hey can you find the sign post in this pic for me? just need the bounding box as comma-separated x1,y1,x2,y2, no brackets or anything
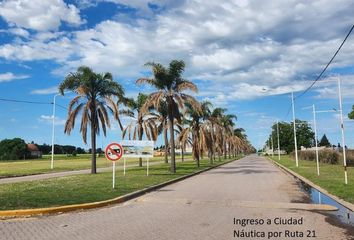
123,157,126,176
121,140,154,176
105,143,123,189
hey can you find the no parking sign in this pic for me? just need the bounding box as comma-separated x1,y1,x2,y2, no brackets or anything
105,143,123,161
105,143,123,189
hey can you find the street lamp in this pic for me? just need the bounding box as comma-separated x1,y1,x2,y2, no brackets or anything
291,92,299,167
277,120,280,161
51,93,61,169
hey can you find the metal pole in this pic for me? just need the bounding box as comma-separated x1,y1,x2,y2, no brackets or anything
277,121,280,161
51,94,59,169
113,161,116,189
313,104,320,176
337,77,348,184
292,92,299,167
271,135,274,157
123,157,126,176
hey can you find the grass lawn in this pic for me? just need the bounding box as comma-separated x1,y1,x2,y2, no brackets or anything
0,156,241,210
0,155,191,178
270,155,354,204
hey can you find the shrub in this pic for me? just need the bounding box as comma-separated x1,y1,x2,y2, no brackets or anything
291,149,339,164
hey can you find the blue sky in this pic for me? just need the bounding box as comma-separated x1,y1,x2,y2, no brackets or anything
1,0,354,150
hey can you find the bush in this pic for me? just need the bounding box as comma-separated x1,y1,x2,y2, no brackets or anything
291,149,339,164
0,138,28,160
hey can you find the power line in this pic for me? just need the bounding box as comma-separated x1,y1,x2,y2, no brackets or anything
0,98,51,105
0,97,68,110
295,23,354,100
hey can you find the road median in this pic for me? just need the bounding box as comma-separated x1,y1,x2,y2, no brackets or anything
0,157,242,218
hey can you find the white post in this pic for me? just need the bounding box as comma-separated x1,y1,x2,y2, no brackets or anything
147,158,149,176
313,104,320,176
277,121,280,161
123,157,126,176
337,77,348,184
113,161,116,189
271,135,274,157
292,92,299,167
51,94,59,170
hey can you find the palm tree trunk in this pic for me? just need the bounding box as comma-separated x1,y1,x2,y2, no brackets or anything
91,121,97,174
181,146,184,162
164,126,168,163
211,123,215,161
223,138,227,159
138,123,143,167
168,113,176,173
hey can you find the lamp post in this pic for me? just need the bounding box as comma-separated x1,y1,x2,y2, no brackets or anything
291,92,299,167
312,104,320,176
51,93,61,170
277,120,280,161
337,77,348,184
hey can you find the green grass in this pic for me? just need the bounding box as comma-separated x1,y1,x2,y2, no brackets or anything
0,155,190,178
270,155,354,204
0,157,241,210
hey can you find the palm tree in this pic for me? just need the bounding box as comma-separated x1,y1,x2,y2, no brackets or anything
208,108,226,161
59,66,125,174
156,101,169,163
137,60,200,173
179,101,211,167
219,113,237,159
123,93,158,167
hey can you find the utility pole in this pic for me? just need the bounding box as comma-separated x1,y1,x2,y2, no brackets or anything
277,120,280,161
292,92,299,167
312,104,320,176
337,77,348,184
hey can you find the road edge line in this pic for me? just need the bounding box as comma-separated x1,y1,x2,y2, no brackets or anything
0,156,244,218
267,157,354,212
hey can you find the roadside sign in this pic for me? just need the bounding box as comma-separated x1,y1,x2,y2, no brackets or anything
105,143,123,162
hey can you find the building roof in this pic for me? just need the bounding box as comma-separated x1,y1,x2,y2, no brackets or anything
27,144,39,152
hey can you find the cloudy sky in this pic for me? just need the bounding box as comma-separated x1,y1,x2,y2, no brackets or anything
1,0,354,150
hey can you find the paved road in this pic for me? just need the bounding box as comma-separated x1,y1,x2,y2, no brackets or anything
1,155,353,239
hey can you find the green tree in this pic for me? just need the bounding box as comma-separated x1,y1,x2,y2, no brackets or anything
348,105,354,119
137,60,200,173
59,66,125,174
0,138,28,160
267,120,315,154
319,134,331,147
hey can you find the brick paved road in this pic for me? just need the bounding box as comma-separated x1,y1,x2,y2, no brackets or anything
1,155,353,240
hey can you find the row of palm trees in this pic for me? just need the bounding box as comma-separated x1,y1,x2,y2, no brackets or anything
59,60,254,174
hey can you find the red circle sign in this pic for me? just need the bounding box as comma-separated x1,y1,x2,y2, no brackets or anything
105,143,123,161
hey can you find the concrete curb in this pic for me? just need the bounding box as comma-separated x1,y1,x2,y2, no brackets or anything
0,157,242,218
268,157,354,212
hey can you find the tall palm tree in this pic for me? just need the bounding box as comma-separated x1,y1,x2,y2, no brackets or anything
219,113,237,159
180,101,211,167
137,60,200,173
59,66,125,174
208,108,226,161
122,93,158,167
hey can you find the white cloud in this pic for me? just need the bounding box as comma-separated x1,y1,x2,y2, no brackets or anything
39,115,65,125
0,0,84,31
31,86,59,95
1,0,354,102
0,72,29,82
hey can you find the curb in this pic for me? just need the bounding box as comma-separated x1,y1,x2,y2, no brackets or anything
268,157,354,212
0,157,242,218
